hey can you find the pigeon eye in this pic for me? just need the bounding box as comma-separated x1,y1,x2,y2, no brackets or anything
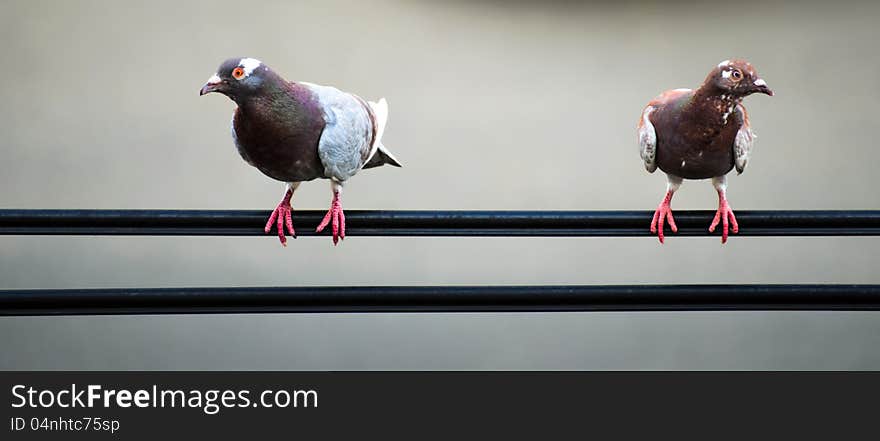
731,70,742,80
232,67,246,80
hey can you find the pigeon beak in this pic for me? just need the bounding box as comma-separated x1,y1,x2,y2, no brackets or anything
200,74,223,96
752,78,773,96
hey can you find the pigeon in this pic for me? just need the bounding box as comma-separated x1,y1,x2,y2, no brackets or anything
200,57,401,246
638,59,772,243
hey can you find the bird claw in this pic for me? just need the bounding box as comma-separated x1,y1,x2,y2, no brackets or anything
708,200,738,244
264,197,296,246
316,193,345,245
650,195,677,244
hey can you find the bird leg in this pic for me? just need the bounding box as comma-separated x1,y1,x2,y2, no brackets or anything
650,174,682,243
264,182,300,246
708,176,739,243
316,181,346,245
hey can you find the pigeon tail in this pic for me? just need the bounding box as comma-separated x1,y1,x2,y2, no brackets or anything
364,98,402,168
370,98,388,147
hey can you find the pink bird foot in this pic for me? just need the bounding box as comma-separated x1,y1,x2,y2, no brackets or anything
316,191,345,245
264,189,296,246
650,191,678,244
708,196,739,244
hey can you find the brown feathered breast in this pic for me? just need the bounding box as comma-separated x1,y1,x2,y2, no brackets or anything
644,88,746,180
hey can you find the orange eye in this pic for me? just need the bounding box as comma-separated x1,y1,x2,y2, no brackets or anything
232,67,245,80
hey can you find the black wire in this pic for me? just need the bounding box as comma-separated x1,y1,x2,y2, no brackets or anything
1,285,879,316
1,209,879,236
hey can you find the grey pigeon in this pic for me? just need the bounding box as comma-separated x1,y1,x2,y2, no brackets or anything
200,57,401,245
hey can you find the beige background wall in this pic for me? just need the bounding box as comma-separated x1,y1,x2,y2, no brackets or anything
1,0,878,369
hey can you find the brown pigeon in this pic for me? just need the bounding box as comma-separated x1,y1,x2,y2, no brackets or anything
200,58,401,246
638,59,773,243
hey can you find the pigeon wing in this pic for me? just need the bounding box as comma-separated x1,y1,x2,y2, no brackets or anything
733,103,755,174
638,105,658,173
301,82,374,182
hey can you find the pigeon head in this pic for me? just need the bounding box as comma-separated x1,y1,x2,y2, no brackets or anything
705,59,773,97
199,57,275,101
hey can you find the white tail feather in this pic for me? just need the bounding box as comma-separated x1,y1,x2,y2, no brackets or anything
364,98,396,166
368,98,388,147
